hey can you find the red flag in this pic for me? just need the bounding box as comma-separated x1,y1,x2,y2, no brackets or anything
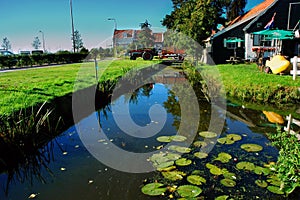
264,13,276,29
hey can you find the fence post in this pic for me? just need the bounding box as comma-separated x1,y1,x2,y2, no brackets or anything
293,56,297,80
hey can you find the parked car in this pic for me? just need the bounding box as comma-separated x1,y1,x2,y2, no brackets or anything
0,50,14,56
0,50,18,68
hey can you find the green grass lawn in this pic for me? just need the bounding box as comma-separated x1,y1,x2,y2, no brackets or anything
199,63,300,105
0,60,157,116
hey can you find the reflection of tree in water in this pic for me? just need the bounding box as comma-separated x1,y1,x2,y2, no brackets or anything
123,83,154,104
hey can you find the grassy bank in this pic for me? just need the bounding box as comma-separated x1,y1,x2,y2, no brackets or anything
0,60,157,116
197,63,300,105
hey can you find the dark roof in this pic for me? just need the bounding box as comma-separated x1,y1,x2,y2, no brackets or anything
213,0,277,38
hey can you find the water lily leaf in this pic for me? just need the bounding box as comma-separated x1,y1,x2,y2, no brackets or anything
220,179,236,187
193,141,207,148
194,152,208,159
176,158,192,166
267,176,282,186
240,144,263,152
155,161,174,169
210,167,223,175
187,175,206,185
162,171,186,181
141,183,167,196
177,185,202,198
206,163,216,169
226,134,242,141
150,153,170,165
223,172,236,180
171,135,187,142
214,152,232,163
157,136,172,143
217,137,230,144
158,165,176,172
236,162,255,171
199,131,218,138
168,145,191,153
166,153,181,161
254,166,270,175
215,195,229,200
255,180,268,188
267,186,284,195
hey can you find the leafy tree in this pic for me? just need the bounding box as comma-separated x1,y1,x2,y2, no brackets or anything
136,20,155,48
226,0,247,21
1,37,12,50
32,36,41,50
72,30,84,52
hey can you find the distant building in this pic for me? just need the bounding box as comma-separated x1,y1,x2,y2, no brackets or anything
207,0,300,64
113,29,164,49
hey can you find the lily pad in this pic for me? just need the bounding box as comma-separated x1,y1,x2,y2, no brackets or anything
177,185,202,198
254,166,271,176
166,153,182,161
176,158,192,166
220,179,236,187
194,152,208,159
267,175,282,186
171,135,187,142
267,186,284,195
168,145,191,153
217,134,242,145
223,172,236,180
193,141,207,148
210,166,223,176
240,144,263,152
162,170,186,181
199,131,218,138
215,195,229,200
214,152,232,163
206,163,216,169
157,165,176,172
141,183,167,196
255,180,268,188
157,136,172,143
236,162,256,171
187,175,206,185
155,161,174,170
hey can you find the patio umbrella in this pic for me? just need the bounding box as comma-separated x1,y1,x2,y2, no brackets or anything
225,38,244,57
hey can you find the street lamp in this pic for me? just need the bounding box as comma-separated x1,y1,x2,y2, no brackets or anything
39,30,45,52
108,18,117,57
107,18,117,30
70,0,76,53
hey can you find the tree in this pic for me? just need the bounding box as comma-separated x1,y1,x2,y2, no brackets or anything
72,30,84,52
1,37,11,50
135,20,155,48
226,0,247,22
32,36,41,50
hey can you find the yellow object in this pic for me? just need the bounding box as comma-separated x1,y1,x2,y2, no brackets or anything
263,111,285,124
265,55,292,74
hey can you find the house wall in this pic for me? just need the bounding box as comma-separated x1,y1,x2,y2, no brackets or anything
211,24,248,64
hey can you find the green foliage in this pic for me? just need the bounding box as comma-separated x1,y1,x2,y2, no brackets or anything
268,128,300,195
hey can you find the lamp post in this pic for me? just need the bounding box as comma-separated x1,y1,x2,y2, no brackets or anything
70,0,76,53
108,18,117,57
39,30,45,52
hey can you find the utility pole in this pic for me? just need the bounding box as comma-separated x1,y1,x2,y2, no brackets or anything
70,0,76,53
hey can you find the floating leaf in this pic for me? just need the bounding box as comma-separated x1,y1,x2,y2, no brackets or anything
210,167,223,176
158,165,176,172
199,131,217,138
267,176,282,187
220,179,236,187
166,153,182,161
267,186,284,195
155,161,174,170
254,166,271,176
215,195,229,200
176,158,192,166
194,152,208,159
187,175,206,185
157,136,172,143
162,171,186,181
255,180,268,188
141,183,167,196
177,185,202,198
171,135,187,142
226,134,242,141
150,153,170,165
205,163,216,169
217,134,242,145
168,145,191,153
223,172,236,180
236,162,256,171
214,152,232,163
193,141,208,148
240,144,263,152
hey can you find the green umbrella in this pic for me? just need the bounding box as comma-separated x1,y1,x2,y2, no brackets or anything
225,38,244,43
252,29,294,40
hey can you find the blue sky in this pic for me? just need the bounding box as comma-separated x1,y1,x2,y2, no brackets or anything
0,0,263,53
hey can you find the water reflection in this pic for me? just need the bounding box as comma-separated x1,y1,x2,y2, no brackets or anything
0,67,299,199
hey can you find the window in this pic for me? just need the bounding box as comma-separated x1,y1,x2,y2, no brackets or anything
123,32,127,38
252,35,271,46
224,37,237,49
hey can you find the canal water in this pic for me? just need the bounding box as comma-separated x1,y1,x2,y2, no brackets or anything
0,66,298,200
